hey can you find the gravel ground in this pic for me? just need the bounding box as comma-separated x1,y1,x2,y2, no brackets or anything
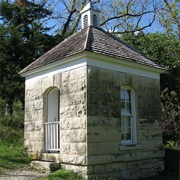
0,167,49,180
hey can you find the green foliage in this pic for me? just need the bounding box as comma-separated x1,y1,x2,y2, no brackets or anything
164,140,180,151
121,32,180,68
0,99,24,128
0,127,31,173
47,169,84,180
0,0,59,116
161,89,180,144
158,0,180,40
0,122,24,143
121,32,180,145
121,32,180,92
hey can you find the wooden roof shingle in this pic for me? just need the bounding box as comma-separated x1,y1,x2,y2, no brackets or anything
19,26,163,74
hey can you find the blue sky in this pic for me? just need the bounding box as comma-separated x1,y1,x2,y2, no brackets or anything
1,0,165,35
42,0,165,35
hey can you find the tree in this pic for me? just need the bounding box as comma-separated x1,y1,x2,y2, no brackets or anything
121,32,180,93
121,32,180,144
46,0,159,35
0,0,58,117
158,0,180,41
161,89,180,144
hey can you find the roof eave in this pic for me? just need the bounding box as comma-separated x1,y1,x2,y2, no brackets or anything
85,50,166,74
19,52,87,77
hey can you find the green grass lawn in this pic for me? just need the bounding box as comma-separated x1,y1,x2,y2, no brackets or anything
0,140,179,180
0,124,179,180
0,140,31,173
33,169,84,180
0,124,31,174
40,168,179,180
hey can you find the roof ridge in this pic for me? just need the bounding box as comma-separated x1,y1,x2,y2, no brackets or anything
83,26,92,51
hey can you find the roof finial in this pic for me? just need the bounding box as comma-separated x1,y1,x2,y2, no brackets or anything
80,2,100,29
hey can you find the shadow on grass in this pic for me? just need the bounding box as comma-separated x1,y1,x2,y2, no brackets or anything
140,168,179,180
140,149,179,180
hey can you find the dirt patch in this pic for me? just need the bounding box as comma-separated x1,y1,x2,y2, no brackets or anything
0,166,49,180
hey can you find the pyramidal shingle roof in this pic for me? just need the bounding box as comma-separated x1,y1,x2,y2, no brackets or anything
19,26,163,74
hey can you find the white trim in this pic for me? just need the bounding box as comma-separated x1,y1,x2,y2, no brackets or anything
119,144,142,150
24,57,87,81
22,51,163,80
85,52,164,79
21,53,87,78
121,86,137,145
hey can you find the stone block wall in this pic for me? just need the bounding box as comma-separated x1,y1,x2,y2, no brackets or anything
24,64,164,179
24,66,88,168
24,77,46,159
59,66,87,171
86,66,164,179
24,70,63,158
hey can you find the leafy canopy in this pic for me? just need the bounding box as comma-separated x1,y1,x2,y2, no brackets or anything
0,0,59,115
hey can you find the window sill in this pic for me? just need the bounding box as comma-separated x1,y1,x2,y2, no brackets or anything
119,144,142,151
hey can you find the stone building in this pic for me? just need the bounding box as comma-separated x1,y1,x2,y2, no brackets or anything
19,3,165,179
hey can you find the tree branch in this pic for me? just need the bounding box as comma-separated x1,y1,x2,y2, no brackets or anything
61,0,77,35
112,11,157,34
100,10,155,26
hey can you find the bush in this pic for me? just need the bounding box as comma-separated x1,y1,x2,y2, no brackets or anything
0,123,23,143
161,88,180,144
164,140,180,151
0,99,24,128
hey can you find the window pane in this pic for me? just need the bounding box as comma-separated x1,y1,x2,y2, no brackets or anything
125,128,131,140
125,89,131,102
121,87,135,144
121,116,125,139
127,117,131,127
126,131,131,140
121,115,131,141
121,89,125,101
121,102,125,113
126,102,131,114
121,116,124,129
126,117,131,140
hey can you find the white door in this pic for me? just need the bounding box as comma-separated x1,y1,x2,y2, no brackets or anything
45,88,60,152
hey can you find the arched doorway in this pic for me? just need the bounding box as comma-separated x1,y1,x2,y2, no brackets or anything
44,87,60,152
48,88,59,122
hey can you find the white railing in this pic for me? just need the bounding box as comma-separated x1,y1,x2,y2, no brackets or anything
44,122,60,151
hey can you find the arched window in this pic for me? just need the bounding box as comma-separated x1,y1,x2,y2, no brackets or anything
48,88,59,122
92,14,97,27
83,15,88,28
120,86,137,145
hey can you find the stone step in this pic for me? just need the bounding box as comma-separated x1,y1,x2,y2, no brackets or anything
40,153,61,162
31,160,60,172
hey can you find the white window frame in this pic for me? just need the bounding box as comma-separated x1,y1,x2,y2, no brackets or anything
120,86,137,145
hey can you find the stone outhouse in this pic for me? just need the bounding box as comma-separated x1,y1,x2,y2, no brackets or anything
19,3,165,179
